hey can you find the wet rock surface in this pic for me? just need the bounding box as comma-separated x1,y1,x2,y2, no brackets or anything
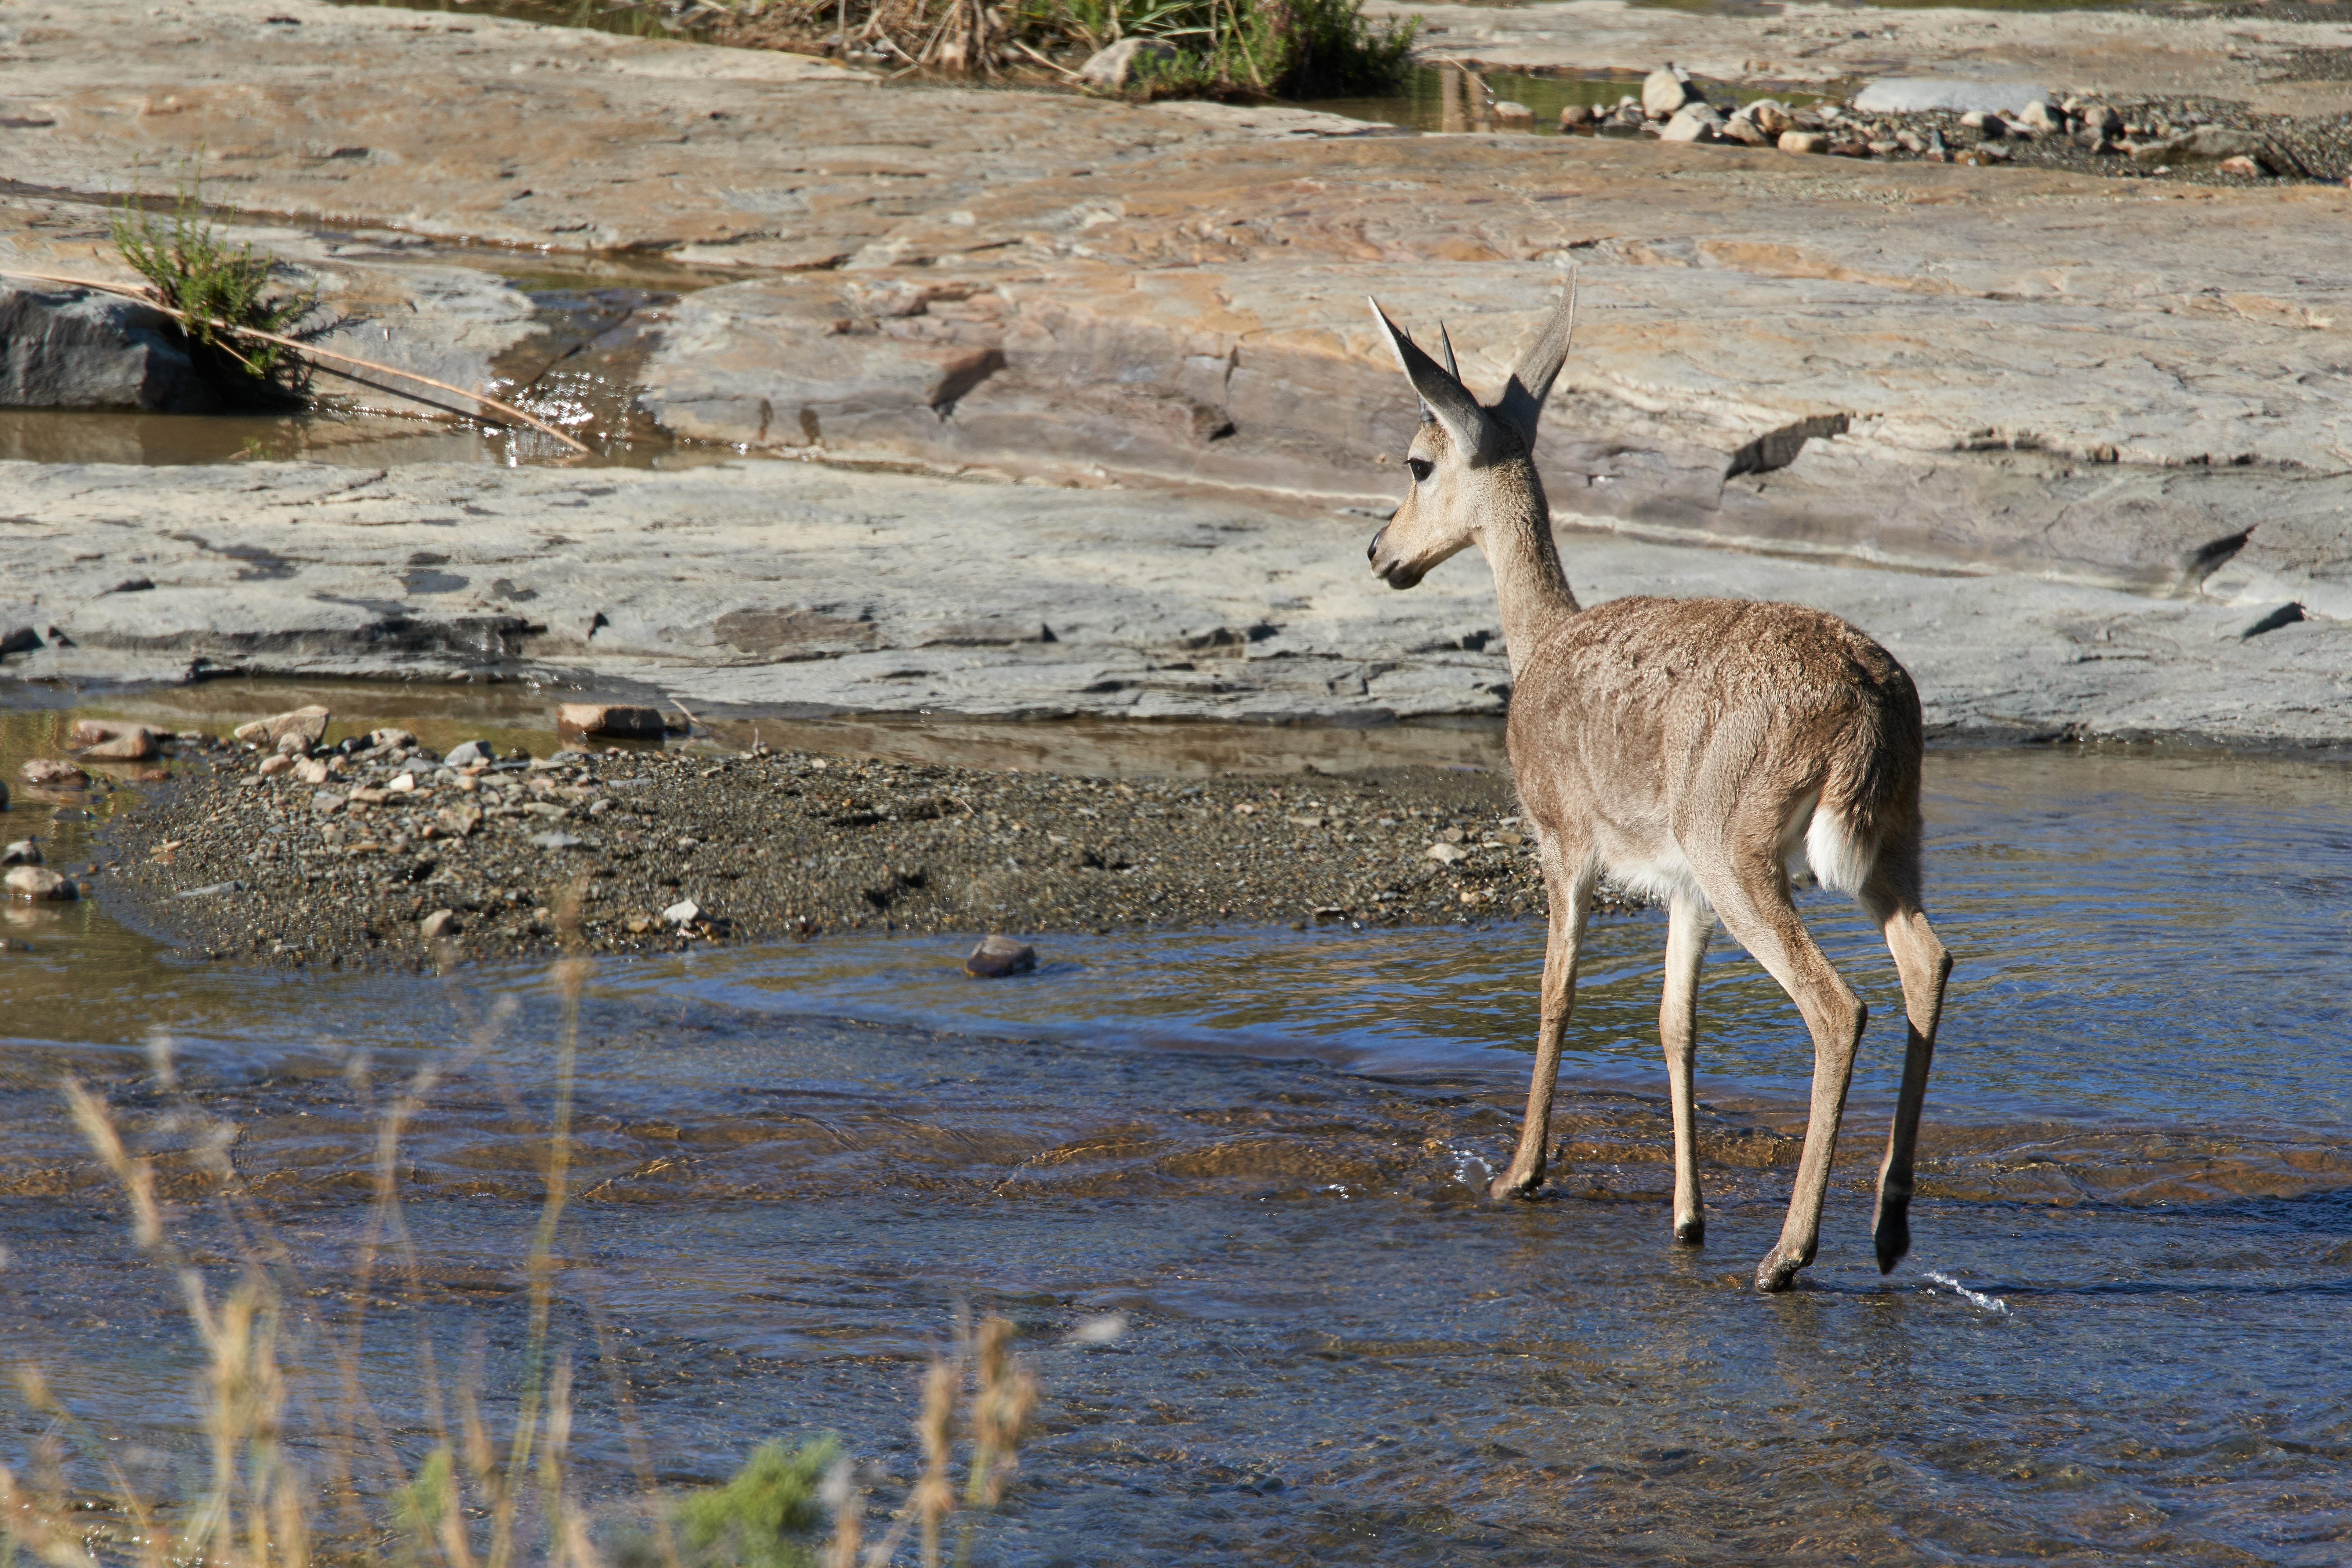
106,739,1548,968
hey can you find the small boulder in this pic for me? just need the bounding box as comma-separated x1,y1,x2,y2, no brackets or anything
1641,64,1693,118
1426,841,1470,864
419,908,462,940
965,933,1037,978
1744,100,1792,135
275,731,311,757
1720,116,1771,147
367,727,419,751
294,757,338,786
2217,154,2263,178
437,804,484,838
5,866,75,901
1778,131,1829,156
1558,103,1594,129
662,897,704,927
21,759,88,789
232,705,331,748
0,839,38,866
2017,99,2062,132
0,627,42,658
557,702,666,739
1659,106,1720,143
68,720,160,760
443,739,493,768
1077,36,1175,89
1492,100,1534,128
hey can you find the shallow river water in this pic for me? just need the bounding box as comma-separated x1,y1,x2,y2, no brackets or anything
2,739,2348,1564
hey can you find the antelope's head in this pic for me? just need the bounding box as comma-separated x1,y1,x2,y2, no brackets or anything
1364,281,1577,590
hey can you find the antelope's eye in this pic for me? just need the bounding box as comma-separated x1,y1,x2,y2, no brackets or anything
1406,457,1433,483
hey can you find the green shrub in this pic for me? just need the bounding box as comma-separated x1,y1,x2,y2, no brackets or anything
111,174,318,397
677,1437,841,1568
1126,0,1416,100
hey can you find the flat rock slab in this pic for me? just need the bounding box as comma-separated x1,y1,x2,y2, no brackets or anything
2,457,2345,750
7,0,2351,595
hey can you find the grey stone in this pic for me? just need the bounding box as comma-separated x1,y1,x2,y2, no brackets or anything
1642,65,1694,117
368,727,419,750
1426,841,1469,864
1659,107,1720,143
527,831,584,849
20,759,87,789
443,740,493,768
2130,126,2287,172
1849,79,2051,115
5,866,75,901
557,702,665,738
0,839,38,866
234,705,331,747
0,285,221,413
964,933,1037,978
175,880,245,898
662,897,703,927
1077,37,1176,89
419,908,462,940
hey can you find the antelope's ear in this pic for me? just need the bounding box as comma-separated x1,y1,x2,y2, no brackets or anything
1492,274,1577,451
1367,296,1504,463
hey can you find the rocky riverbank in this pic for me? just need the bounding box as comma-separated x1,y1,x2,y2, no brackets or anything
102,722,1544,968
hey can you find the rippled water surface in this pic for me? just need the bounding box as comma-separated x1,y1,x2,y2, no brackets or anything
4,744,2349,1563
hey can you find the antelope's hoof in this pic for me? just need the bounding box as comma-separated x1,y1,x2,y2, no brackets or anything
1753,1249,1806,1294
1873,1202,1912,1276
1488,1168,1544,1201
1673,1214,1705,1245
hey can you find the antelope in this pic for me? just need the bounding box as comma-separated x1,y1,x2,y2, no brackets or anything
1363,283,1952,1293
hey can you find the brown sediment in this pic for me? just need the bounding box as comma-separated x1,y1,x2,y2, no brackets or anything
101,737,1582,969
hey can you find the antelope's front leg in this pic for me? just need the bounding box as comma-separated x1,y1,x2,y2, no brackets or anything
1490,862,1595,1200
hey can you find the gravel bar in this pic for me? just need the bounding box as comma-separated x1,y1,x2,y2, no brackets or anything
103,735,1577,969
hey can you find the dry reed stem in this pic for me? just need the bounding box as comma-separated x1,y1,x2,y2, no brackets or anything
0,266,593,454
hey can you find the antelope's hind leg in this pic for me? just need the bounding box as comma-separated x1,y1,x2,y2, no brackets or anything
1862,873,1953,1275
1490,851,1596,1200
1660,895,1713,1243
1699,853,1869,1294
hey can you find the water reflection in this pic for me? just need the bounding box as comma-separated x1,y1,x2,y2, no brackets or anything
0,737,2346,1563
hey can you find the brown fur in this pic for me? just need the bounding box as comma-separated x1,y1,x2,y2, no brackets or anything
1363,287,1953,1292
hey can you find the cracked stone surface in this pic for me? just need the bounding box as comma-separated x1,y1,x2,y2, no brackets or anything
6,458,2345,748
5,0,2348,597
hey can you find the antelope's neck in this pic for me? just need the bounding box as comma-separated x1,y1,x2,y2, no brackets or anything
1483,470,1580,680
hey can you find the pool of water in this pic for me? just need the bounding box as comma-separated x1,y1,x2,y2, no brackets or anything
1305,64,1831,136
4,733,2349,1563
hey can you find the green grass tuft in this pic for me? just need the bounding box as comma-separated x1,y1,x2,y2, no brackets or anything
111,172,318,397
676,1438,841,1568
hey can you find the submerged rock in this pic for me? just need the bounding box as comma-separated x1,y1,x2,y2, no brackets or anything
0,838,38,866
5,865,76,900
21,759,87,788
965,933,1037,978
558,702,666,739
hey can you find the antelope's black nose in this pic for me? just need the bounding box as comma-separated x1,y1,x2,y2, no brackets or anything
1367,526,1385,563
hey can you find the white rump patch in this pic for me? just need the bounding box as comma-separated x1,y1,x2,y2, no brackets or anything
1804,803,1875,895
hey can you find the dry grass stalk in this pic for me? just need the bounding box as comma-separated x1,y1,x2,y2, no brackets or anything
7,926,1042,1568
0,265,593,455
